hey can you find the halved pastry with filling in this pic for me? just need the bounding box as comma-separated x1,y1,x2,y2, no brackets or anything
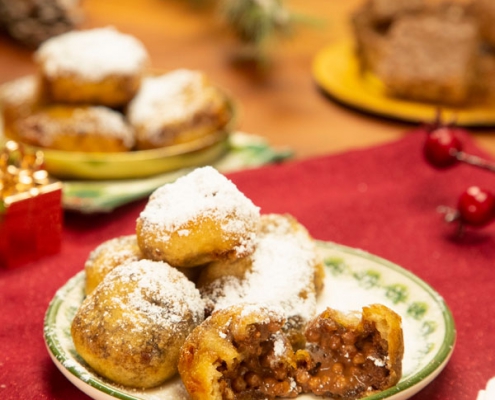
295,303,404,399
178,303,403,400
178,304,300,400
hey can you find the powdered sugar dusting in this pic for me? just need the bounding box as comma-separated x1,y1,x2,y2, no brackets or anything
127,69,221,144
83,259,205,329
85,235,140,275
272,333,287,357
202,225,318,323
138,166,260,248
0,75,37,106
35,27,149,80
21,106,135,148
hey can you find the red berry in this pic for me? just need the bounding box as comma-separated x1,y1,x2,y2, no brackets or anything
423,127,463,168
457,186,495,226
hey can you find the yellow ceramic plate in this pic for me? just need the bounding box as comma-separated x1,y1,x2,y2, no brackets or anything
1,75,237,180
312,40,495,126
28,130,231,180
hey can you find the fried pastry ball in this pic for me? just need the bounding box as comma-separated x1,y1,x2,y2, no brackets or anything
84,235,142,295
35,27,149,107
127,69,232,150
258,213,325,295
71,259,205,389
0,75,41,142
178,304,301,400
295,304,404,399
198,213,323,349
15,104,135,152
136,166,260,268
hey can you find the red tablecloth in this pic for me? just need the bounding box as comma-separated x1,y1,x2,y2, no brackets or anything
1,129,495,399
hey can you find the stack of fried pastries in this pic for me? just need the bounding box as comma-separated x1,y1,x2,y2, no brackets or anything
0,27,232,152
71,166,404,399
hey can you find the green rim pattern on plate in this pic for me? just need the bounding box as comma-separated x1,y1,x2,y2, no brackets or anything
44,241,456,400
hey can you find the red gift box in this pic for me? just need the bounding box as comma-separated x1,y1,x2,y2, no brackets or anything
0,141,63,269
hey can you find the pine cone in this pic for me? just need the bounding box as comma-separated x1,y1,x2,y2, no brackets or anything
0,0,84,48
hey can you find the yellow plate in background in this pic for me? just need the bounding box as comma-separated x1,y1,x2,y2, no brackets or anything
28,130,230,180
312,40,495,127
1,91,237,180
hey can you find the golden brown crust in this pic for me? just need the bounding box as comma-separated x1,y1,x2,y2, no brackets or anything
71,260,205,389
126,70,232,150
178,304,300,400
84,235,142,295
136,166,260,268
34,27,149,107
136,213,253,268
196,250,253,289
362,304,404,386
0,75,42,142
38,71,144,108
14,104,135,152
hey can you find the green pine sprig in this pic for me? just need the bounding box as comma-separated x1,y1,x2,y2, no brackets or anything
219,0,293,47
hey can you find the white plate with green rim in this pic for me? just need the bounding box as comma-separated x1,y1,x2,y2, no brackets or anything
44,241,456,400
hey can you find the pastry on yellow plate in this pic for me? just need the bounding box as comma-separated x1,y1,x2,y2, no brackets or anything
14,104,135,152
127,69,232,150
35,27,149,107
0,75,41,142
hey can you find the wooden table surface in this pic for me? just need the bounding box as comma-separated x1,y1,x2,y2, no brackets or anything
1,0,494,160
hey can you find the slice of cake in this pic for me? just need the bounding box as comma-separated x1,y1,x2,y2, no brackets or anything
351,0,425,73
376,11,479,105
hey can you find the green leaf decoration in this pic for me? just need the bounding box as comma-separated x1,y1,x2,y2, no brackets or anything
421,320,437,336
418,342,435,356
385,283,409,304
353,269,381,289
324,257,347,276
407,301,429,320
219,0,292,48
